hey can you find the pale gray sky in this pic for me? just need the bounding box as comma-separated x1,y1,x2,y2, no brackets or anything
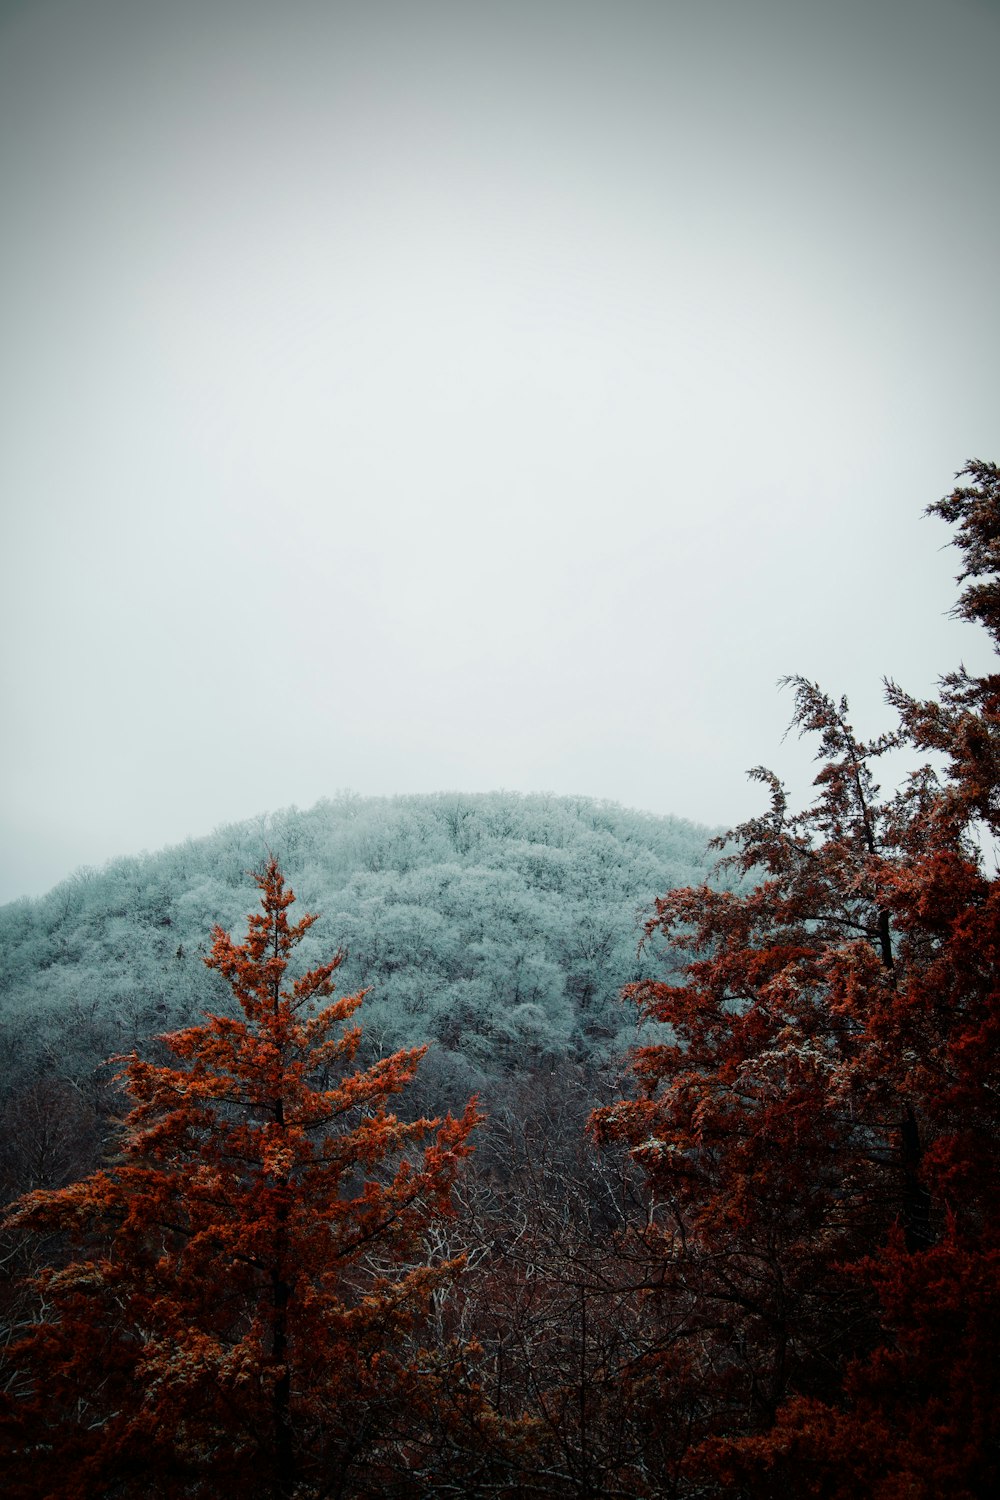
2,0,999,905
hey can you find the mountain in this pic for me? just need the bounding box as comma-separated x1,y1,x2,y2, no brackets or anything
0,791,724,1111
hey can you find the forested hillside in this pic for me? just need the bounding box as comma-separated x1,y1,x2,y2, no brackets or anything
0,792,720,1113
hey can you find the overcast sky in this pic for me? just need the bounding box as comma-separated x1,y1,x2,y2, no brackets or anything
2,0,999,905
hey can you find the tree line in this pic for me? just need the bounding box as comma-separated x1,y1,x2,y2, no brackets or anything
2,461,998,1496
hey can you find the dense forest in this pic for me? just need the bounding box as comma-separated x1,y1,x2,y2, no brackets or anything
0,791,719,1125
2,461,998,1497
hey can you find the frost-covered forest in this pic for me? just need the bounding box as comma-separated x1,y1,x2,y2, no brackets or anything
0,791,719,1117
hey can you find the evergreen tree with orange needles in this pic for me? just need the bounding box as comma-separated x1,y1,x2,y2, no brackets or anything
1,858,482,1499
592,462,1000,1496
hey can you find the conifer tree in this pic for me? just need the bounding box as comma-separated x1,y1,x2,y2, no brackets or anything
1,859,481,1500
592,461,1000,1495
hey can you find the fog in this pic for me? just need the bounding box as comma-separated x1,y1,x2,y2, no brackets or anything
2,0,998,903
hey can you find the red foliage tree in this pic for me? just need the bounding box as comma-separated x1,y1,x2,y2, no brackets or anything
592,461,1000,1496
1,859,482,1500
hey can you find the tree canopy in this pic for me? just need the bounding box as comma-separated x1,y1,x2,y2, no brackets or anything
0,793,719,1122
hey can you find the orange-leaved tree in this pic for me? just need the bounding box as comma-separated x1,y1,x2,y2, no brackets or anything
592,461,1000,1496
1,858,482,1500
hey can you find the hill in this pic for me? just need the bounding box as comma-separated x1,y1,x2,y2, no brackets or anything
0,792,722,1111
